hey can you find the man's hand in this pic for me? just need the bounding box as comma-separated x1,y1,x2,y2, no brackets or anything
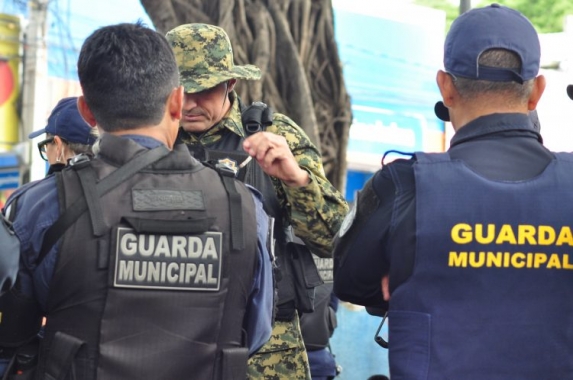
243,132,309,187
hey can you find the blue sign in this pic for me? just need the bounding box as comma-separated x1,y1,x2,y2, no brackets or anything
334,6,446,201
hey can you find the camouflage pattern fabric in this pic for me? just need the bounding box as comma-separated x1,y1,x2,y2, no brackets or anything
178,93,349,258
247,313,312,380
165,24,261,93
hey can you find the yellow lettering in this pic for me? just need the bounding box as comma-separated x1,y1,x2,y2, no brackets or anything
518,225,537,245
503,252,511,267
546,254,562,269
511,252,526,268
556,227,573,246
527,253,534,268
563,255,573,269
486,252,502,267
451,224,472,244
469,252,485,267
475,224,495,244
538,226,555,245
496,224,516,244
533,253,548,268
449,252,467,267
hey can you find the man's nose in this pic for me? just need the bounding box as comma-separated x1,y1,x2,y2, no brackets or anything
183,93,197,109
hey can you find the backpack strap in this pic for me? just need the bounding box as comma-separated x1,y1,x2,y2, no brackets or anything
37,146,170,265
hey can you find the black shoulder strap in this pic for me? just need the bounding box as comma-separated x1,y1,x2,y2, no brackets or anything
241,101,273,136
203,161,245,251
37,146,170,265
77,165,107,237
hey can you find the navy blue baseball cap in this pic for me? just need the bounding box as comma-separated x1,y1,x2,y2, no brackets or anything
445,4,540,83
435,4,540,122
28,97,97,145
567,85,573,100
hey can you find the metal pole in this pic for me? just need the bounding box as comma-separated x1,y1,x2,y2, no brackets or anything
460,0,471,14
21,0,49,181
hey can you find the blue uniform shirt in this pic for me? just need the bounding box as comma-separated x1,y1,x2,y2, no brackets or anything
4,135,272,357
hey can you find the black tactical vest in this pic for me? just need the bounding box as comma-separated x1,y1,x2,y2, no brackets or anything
35,134,258,380
180,123,299,321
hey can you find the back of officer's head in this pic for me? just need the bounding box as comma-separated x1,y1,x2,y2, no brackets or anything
77,22,180,132
444,4,540,103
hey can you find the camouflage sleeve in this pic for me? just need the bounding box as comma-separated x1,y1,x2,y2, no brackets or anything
266,113,349,258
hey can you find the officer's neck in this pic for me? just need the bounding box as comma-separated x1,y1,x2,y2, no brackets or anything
112,120,179,150
451,97,528,132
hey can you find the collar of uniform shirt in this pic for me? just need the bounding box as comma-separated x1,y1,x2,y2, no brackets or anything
450,113,541,148
119,134,165,149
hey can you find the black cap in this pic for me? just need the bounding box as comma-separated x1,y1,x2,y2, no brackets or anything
567,85,573,100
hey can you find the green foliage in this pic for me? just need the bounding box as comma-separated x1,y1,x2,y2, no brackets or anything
475,0,573,33
415,0,573,33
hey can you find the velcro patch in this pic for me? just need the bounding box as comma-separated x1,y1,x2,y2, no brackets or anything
313,257,334,283
114,227,222,291
132,189,205,211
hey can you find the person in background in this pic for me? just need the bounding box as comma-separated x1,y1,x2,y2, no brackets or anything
165,23,348,379
0,21,272,380
334,4,573,379
29,96,98,174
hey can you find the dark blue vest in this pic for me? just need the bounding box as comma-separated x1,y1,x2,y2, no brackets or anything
388,151,573,380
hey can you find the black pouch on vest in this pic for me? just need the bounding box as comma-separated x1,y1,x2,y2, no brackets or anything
299,283,337,350
287,242,323,314
1,337,39,380
0,288,43,348
215,347,248,380
0,213,19,294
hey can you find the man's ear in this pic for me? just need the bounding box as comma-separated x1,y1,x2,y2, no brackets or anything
77,96,97,127
168,86,184,120
528,75,546,111
436,70,457,107
227,79,237,92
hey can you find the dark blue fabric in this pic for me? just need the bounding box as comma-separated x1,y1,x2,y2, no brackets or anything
307,348,337,378
387,151,573,379
28,97,97,145
333,112,567,378
334,113,551,307
3,135,272,359
445,5,540,82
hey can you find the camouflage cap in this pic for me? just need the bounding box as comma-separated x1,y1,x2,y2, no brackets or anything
166,23,261,93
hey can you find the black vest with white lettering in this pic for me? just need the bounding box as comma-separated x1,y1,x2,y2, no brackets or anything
36,134,258,380
388,152,573,379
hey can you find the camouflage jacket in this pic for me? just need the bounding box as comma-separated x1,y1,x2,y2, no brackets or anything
178,92,349,257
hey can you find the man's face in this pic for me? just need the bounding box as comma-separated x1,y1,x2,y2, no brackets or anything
180,81,230,133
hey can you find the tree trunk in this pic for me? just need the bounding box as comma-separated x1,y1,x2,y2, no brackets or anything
140,0,352,192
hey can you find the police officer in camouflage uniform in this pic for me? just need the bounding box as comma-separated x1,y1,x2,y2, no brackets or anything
166,23,348,379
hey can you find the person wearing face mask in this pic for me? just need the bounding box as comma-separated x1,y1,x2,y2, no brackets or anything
29,97,98,175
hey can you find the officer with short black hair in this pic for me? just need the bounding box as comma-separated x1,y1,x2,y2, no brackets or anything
0,21,273,380
334,4,573,379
